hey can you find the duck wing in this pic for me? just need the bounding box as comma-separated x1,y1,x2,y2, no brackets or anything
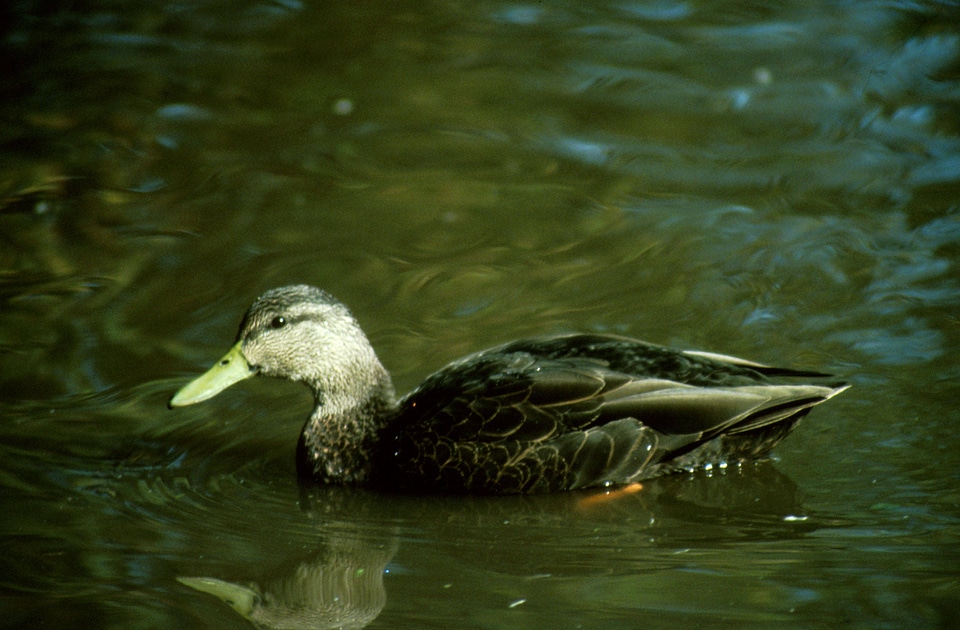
379,334,846,493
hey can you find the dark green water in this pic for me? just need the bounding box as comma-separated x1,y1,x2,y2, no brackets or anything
2,1,959,628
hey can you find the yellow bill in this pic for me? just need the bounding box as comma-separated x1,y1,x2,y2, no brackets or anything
168,341,257,407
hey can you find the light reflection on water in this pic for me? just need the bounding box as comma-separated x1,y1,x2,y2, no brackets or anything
1,0,959,628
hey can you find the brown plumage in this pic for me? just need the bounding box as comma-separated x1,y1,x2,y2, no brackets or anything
170,285,848,494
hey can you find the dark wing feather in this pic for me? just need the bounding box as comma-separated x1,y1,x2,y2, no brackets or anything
378,334,847,493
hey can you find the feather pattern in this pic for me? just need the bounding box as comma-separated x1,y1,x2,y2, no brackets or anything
379,335,847,492
169,286,849,494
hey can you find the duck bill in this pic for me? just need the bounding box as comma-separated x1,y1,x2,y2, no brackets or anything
169,341,257,408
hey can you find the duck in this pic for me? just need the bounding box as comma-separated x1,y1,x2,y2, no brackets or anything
169,285,848,494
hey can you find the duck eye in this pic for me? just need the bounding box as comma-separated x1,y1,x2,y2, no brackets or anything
270,316,287,329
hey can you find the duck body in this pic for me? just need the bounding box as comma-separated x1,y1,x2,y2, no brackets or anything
170,285,848,495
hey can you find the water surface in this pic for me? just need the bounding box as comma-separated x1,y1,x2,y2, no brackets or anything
2,1,959,628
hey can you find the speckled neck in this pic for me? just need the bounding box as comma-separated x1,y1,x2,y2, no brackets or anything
296,368,398,484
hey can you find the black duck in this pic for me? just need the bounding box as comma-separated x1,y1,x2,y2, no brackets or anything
169,285,848,494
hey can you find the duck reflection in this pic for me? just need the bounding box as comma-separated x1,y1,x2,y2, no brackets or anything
179,487,397,630
178,464,816,627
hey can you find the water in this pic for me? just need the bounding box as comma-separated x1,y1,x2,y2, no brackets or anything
2,1,959,627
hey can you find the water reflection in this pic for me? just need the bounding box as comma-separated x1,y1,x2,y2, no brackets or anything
178,465,817,628
171,486,397,629
2,0,959,626
180,538,395,630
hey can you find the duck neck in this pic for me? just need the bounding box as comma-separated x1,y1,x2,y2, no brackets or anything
296,370,398,484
